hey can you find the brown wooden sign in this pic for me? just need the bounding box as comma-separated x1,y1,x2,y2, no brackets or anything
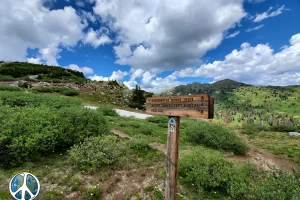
146,94,214,119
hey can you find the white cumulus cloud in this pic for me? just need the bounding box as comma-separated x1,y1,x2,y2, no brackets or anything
110,70,128,81
93,0,246,72
83,28,112,48
67,64,94,74
27,57,41,64
89,70,128,82
169,33,300,86
0,0,86,64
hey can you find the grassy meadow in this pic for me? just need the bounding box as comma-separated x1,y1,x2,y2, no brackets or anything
0,86,299,199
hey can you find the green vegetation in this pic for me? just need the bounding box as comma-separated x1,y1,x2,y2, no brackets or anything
158,79,250,96
144,185,164,199
250,131,300,167
179,147,300,199
108,116,167,144
78,80,132,107
0,91,82,108
69,135,125,169
0,80,299,199
128,84,153,109
0,91,108,168
97,104,119,116
83,186,102,200
215,86,300,128
0,62,86,83
183,120,248,155
32,86,79,96
40,191,63,200
147,116,168,124
0,83,22,91
157,80,300,130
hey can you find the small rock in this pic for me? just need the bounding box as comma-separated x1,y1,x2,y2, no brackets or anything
289,132,300,137
254,157,260,161
29,75,38,80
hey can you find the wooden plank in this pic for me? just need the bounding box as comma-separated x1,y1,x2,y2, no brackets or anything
146,101,209,106
147,94,209,103
165,116,180,200
147,109,209,119
146,106,209,112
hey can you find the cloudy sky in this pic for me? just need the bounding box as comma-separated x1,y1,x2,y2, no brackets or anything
1,0,300,92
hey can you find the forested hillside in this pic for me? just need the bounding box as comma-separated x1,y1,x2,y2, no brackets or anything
0,62,86,83
158,79,250,96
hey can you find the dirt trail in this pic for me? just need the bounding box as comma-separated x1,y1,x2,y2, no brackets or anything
101,164,165,200
227,130,297,173
111,129,133,139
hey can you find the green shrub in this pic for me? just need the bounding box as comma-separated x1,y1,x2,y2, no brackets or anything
242,124,267,135
179,147,300,199
270,124,297,132
83,186,102,200
0,75,16,81
144,185,163,199
63,89,79,96
184,121,248,155
69,135,125,169
129,122,141,128
158,123,168,128
147,116,168,128
0,105,108,168
146,116,168,124
32,86,79,96
128,140,154,156
179,147,235,195
97,104,118,116
119,123,127,127
0,91,82,108
0,84,22,91
141,128,153,135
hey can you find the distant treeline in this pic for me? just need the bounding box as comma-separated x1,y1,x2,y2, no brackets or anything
0,62,86,83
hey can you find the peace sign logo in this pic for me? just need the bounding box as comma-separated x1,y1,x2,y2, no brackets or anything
9,172,40,200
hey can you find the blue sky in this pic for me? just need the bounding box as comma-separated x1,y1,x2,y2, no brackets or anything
1,0,300,92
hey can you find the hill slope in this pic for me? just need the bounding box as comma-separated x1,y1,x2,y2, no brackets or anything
0,62,86,83
0,62,134,106
157,79,250,96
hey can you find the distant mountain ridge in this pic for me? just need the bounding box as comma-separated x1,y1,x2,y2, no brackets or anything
156,79,251,96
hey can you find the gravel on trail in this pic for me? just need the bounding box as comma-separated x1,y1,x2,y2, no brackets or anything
84,106,153,119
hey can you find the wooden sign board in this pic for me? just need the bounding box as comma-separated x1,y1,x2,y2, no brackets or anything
146,94,214,199
146,94,214,119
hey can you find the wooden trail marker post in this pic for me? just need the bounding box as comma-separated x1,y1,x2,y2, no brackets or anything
146,94,214,200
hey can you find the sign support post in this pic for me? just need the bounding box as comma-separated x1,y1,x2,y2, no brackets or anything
165,116,180,200
145,94,214,200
